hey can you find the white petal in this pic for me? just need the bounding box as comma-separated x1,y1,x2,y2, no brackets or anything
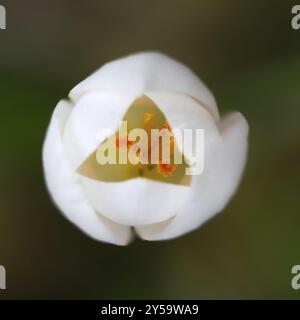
63,91,138,169
136,112,249,240
144,91,220,163
80,176,190,226
69,52,219,120
42,100,132,245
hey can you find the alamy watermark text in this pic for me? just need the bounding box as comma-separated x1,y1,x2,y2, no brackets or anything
0,265,5,290
0,5,6,30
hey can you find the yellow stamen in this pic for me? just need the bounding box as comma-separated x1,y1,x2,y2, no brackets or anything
143,112,155,136
162,120,175,156
144,112,155,124
115,113,177,177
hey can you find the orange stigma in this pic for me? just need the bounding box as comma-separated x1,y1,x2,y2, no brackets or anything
163,120,172,132
115,135,133,149
157,162,177,177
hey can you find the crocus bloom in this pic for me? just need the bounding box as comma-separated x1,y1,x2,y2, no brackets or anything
42,52,249,245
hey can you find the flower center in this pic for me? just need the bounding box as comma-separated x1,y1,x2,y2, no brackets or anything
114,112,177,177
77,95,191,186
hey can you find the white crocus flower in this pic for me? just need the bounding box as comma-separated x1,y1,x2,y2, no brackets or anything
42,52,248,245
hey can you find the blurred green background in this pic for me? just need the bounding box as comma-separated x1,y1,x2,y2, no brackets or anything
0,0,300,299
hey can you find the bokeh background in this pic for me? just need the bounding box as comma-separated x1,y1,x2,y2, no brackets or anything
0,0,300,299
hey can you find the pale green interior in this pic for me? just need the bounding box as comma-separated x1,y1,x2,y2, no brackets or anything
77,95,191,186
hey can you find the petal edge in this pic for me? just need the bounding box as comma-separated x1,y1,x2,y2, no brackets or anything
42,100,132,245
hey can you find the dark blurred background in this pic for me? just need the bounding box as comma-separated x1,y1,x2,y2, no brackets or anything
0,0,300,299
